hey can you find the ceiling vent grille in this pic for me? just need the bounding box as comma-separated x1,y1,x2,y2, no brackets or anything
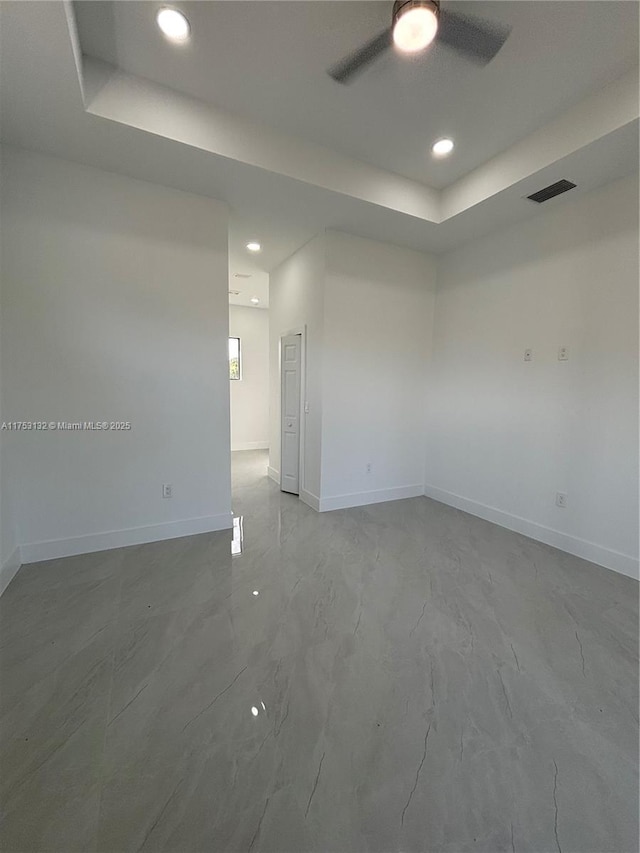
527,179,576,203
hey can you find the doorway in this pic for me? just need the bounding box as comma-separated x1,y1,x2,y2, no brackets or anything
228,305,270,452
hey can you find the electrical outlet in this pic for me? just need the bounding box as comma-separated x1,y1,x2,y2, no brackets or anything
162,483,173,499
558,346,569,361
556,492,567,508
524,349,533,362
366,463,372,474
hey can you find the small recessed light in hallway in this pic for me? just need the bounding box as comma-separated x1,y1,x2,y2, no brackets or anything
156,8,190,42
432,137,454,157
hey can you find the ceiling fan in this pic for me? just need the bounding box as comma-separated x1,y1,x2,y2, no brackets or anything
328,0,511,84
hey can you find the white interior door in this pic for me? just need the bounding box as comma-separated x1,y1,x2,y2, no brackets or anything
280,334,301,494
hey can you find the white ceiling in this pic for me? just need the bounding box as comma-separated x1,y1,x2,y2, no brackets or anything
75,1,639,189
1,0,638,289
228,244,270,308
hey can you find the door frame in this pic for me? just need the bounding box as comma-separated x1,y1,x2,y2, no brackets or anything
279,326,306,496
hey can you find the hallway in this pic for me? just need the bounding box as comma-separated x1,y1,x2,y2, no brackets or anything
0,450,637,852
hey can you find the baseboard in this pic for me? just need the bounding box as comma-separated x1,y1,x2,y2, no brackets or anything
20,513,234,565
300,488,320,511
0,546,22,597
319,484,424,513
424,484,639,581
231,442,269,452
267,466,280,485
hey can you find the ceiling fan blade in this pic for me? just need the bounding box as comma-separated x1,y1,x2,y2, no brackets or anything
328,27,392,84
437,10,510,64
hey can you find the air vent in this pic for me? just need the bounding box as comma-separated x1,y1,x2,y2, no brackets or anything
233,273,252,279
527,180,576,203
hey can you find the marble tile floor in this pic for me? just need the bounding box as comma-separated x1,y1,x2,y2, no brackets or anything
0,449,637,853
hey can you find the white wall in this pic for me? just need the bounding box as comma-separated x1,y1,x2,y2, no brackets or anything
0,152,19,589
321,231,436,510
0,354,20,592
269,230,438,511
0,146,232,564
3,147,634,584
229,305,269,451
427,176,639,578
269,234,325,502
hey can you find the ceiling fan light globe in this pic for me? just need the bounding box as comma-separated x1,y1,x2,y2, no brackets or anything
393,4,439,53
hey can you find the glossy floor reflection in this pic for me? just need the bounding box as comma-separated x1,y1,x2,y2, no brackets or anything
0,450,637,852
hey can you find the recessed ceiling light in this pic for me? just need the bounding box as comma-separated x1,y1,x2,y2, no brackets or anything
432,137,455,157
233,273,252,279
156,8,190,43
228,289,241,296
246,242,261,253
250,297,260,305
393,1,439,53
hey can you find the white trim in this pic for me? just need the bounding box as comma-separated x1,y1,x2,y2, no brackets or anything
0,546,22,597
268,466,280,485
424,484,639,581
231,442,269,452
320,485,424,513
300,488,320,511
20,514,233,565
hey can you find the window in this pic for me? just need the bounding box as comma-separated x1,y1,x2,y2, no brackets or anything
229,337,241,380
